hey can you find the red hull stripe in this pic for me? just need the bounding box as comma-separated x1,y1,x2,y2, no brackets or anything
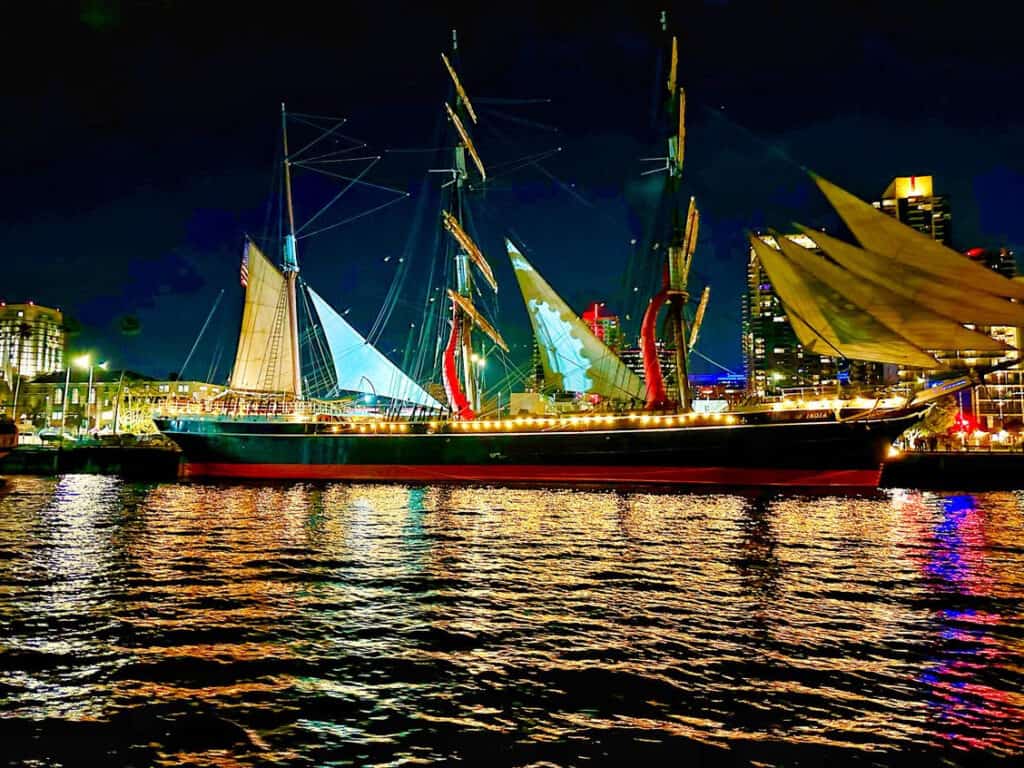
182,463,882,487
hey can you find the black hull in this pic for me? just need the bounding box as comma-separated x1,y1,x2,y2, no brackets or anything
0,420,16,461
155,410,923,488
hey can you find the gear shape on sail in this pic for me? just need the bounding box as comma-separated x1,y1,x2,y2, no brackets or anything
527,299,592,393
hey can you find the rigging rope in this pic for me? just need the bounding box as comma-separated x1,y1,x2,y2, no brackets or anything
179,289,225,379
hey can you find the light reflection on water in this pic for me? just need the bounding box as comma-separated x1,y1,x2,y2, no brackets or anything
1,476,1022,766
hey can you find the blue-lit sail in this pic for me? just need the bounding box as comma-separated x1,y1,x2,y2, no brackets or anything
306,287,442,410
507,241,645,401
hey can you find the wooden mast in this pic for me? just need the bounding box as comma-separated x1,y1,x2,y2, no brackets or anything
665,34,691,413
281,102,303,399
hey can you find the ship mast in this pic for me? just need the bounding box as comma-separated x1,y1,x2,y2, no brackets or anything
439,30,505,419
281,102,303,399
451,32,477,411
664,28,692,413
640,15,700,413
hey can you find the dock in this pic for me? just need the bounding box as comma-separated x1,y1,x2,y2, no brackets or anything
0,445,181,480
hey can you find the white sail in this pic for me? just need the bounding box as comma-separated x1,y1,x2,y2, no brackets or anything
307,287,442,410
507,240,645,400
230,240,297,393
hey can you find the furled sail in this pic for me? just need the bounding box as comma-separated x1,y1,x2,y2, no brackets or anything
445,102,485,180
230,240,297,394
507,240,645,400
773,234,1006,353
307,287,442,410
811,173,1024,301
447,290,509,352
796,225,1024,327
442,210,497,291
748,235,940,368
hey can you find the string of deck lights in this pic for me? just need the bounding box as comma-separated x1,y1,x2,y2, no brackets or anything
325,412,740,434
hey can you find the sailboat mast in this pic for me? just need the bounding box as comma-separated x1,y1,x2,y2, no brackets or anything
667,211,690,412
665,32,691,413
450,30,478,413
281,102,303,399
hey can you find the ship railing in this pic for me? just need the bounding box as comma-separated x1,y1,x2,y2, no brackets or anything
151,390,447,424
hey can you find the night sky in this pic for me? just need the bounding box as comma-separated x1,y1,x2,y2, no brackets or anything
4,1,1024,385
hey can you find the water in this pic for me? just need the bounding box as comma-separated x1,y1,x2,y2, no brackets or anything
1,476,1023,766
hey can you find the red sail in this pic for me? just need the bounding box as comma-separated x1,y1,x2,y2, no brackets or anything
442,303,475,420
641,287,671,410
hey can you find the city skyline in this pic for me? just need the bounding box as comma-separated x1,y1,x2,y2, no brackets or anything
3,3,1024,382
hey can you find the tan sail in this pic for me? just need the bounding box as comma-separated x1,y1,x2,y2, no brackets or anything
229,241,297,393
666,36,678,95
688,286,710,350
811,173,1024,301
749,235,939,368
774,234,1007,353
796,225,1024,327
508,240,645,400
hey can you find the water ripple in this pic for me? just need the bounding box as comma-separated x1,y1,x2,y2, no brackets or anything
1,476,1023,765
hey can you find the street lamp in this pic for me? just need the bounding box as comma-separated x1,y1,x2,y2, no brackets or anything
86,360,109,435
59,354,92,439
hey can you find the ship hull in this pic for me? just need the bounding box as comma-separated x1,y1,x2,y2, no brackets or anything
0,420,16,461
155,410,922,488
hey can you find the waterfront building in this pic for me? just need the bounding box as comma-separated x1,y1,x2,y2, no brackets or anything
0,302,65,389
15,370,225,435
968,263,1024,431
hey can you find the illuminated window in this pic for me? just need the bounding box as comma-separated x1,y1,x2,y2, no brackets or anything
72,389,80,405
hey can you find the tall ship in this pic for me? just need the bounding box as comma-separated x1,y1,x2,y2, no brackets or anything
154,27,1024,488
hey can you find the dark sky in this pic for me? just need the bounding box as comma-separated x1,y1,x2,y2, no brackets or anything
3,1,1024,383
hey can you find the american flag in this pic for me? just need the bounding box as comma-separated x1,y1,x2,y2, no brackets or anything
240,240,250,288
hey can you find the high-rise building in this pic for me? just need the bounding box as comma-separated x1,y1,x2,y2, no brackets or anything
873,175,952,245
530,301,628,394
964,247,1017,280
742,233,840,397
965,256,1023,431
873,176,963,392
0,302,65,385
874,175,1022,428
620,341,677,392
581,302,624,352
